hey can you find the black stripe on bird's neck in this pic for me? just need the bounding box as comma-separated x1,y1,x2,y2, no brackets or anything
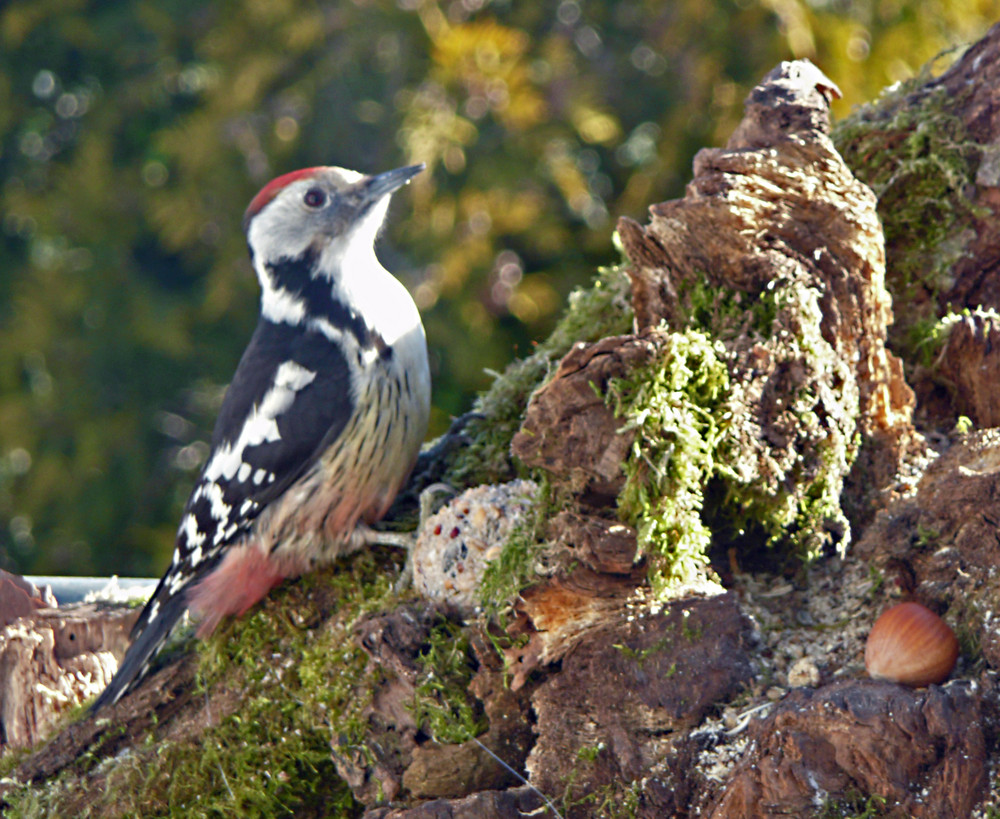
264,247,389,356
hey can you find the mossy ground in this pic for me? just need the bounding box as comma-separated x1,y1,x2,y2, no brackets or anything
831,61,984,364
1,551,405,818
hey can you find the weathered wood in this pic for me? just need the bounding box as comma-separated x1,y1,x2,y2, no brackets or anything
0,600,137,756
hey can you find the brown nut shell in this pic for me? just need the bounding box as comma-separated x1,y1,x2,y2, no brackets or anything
865,602,959,687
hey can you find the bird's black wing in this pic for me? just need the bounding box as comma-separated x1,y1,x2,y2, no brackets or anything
156,316,356,617
91,318,354,712
206,317,355,514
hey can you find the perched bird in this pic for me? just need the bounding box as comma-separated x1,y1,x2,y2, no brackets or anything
91,164,430,712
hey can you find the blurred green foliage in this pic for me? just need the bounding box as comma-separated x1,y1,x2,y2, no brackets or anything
0,0,997,576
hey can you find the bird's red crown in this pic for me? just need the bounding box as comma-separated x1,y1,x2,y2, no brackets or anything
244,167,324,225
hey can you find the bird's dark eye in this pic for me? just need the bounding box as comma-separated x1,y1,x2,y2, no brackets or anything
303,188,327,208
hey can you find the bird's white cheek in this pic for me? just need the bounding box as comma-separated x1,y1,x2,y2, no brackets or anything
248,197,318,263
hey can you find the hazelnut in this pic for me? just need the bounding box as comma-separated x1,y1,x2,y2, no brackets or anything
865,602,959,687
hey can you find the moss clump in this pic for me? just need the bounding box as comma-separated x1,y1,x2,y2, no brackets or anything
2,551,401,818
815,789,891,819
608,329,730,591
665,273,857,562
684,274,780,344
444,265,633,489
832,69,984,362
608,267,858,590
409,619,486,745
717,274,857,561
562,776,642,819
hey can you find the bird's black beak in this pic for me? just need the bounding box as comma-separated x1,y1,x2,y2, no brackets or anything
363,163,425,200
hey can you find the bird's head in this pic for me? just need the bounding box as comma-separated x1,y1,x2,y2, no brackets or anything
243,164,424,271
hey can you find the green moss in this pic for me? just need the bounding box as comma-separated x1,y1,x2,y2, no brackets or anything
815,790,894,819
607,263,858,585
608,329,730,592
915,524,939,550
0,748,29,783
685,274,780,343
832,71,984,362
2,551,401,818
866,565,885,597
575,742,606,763
717,275,857,561
612,610,694,669
409,619,486,745
612,636,672,667
562,776,642,819
474,478,554,620
948,599,984,670
953,415,973,434
444,265,633,489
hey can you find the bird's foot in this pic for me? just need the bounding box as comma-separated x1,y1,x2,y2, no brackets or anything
360,482,457,593
418,481,456,524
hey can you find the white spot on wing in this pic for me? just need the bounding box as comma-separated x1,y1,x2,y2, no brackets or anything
203,361,317,485
253,469,267,485
274,361,317,391
203,481,232,521
238,462,252,482
168,572,186,594
181,512,206,548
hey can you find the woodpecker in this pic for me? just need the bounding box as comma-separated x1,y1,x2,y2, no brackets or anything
91,163,431,712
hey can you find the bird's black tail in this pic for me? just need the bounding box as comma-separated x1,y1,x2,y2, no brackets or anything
89,589,189,714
